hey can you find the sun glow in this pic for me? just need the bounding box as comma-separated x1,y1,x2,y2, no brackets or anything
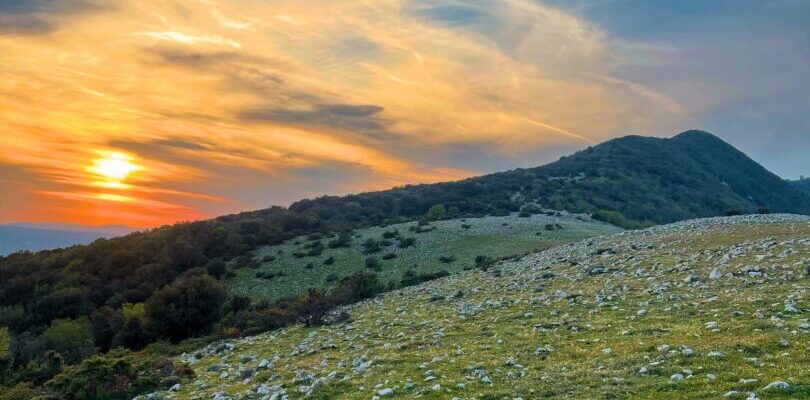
87,152,143,181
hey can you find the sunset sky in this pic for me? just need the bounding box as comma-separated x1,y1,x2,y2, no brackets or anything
1,0,808,228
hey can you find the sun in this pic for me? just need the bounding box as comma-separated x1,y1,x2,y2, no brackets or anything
87,152,143,181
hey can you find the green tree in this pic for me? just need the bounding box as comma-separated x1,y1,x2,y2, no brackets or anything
0,327,9,362
144,275,226,342
43,318,96,363
426,204,446,221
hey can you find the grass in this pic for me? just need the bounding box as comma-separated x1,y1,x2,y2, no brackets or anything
226,212,620,301
171,216,809,400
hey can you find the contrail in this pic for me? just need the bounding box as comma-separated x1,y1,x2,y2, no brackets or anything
517,115,594,143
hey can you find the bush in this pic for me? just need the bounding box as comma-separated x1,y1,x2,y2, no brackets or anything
361,239,381,254
398,237,416,248
328,272,383,304
323,256,335,266
1,327,10,363
327,232,352,248
45,349,189,400
400,269,450,287
474,255,494,271
0,382,42,400
382,253,397,260
44,318,96,364
381,230,399,239
426,204,446,221
438,255,456,263
205,258,226,279
365,257,381,271
144,275,226,342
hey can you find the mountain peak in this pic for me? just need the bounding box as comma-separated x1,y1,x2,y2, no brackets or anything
672,129,721,141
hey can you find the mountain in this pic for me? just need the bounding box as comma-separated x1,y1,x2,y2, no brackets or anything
287,130,809,229
791,177,810,195
2,130,809,398
0,223,133,255
532,130,810,223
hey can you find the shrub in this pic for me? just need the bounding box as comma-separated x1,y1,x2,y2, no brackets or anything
400,269,450,287
205,258,226,279
474,255,494,271
426,204,446,220
45,349,189,400
329,272,383,303
144,275,226,342
398,237,416,248
361,239,381,254
323,256,335,266
365,257,381,271
438,255,456,263
327,232,352,248
0,327,8,363
382,253,397,260
306,246,323,257
44,318,96,364
381,230,399,239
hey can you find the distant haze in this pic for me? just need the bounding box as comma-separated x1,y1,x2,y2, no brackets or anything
0,223,134,255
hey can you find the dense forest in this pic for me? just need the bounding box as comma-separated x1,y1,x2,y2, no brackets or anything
2,130,808,398
791,177,810,196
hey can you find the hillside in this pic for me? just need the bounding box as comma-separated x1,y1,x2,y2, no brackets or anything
228,213,620,301
288,130,810,230
791,178,810,196
161,214,810,399
537,130,810,223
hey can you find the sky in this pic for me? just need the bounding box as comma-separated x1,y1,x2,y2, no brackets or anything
0,0,808,228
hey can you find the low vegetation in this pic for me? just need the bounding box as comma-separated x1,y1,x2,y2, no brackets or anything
227,213,619,301
166,215,810,399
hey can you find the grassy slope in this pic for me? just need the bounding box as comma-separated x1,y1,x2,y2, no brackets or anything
172,215,809,399
227,213,621,301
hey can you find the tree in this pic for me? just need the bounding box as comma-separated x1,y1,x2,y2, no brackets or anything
90,307,124,353
426,204,446,221
205,258,226,279
328,271,383,304
144,275,226,342
0,327,8,362
43,318,95,364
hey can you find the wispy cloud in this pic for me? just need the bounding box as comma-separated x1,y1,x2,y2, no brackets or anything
7,0,803,226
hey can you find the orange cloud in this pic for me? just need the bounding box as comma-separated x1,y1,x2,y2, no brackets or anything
0,0,688,227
